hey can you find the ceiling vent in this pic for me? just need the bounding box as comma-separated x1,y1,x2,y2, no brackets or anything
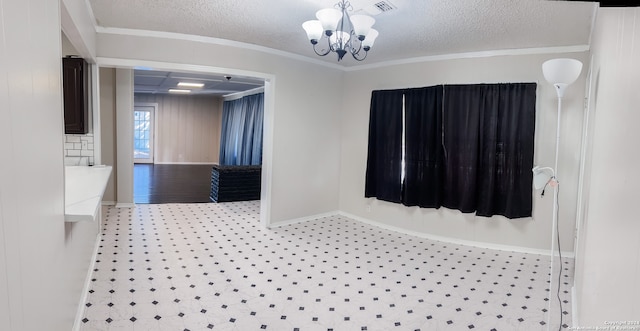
358,0,397,16
373,1,395,12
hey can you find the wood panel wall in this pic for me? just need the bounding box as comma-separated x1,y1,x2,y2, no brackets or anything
135,93,223,164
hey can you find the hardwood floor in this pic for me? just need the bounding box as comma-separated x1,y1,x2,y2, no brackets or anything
134,164,214,204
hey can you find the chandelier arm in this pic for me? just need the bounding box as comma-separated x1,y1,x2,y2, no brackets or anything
349,37,367,61
351,49,368,61
312,41,331,57
350,38,363,55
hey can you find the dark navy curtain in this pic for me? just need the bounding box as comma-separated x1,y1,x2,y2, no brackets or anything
219,92,264,165
364,83,536,219
364,89,404,203
402,85,444,208
442,83,536,218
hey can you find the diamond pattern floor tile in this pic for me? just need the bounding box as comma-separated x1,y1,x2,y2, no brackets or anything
79,201,573,330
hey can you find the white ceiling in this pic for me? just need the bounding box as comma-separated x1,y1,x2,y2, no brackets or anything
88,0,600,94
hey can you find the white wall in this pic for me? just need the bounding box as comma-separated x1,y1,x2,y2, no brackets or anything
0,0,99,329
60,0,96,61
61,31,79,56
96,31,344,223
339,52,588,252
100,68,117,203
115,68,134,206
0,203,9,330
574,7,640,326
135,93,223,164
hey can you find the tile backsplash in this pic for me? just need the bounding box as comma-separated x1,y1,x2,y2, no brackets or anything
64,134,94,165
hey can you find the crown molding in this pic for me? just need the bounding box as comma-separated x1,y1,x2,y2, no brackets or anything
97,27,589,73
344,45,591,71
96,27,345,71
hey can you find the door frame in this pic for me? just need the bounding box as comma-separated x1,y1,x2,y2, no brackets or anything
98,58,274,228
133,102,158,164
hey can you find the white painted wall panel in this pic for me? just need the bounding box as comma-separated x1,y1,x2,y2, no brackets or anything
0,0,65,327
0,0,14,327
0,203,9,331
0,0,99,329
575,7,640,326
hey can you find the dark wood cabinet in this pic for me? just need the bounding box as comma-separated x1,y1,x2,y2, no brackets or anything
62,57,88,134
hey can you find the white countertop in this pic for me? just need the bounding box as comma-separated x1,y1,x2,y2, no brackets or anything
65,165,113,222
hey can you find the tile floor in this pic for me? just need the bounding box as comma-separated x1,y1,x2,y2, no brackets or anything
80,201,573,330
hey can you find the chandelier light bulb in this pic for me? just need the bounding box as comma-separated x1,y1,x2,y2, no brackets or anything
302,20,323,43
362,29,379,49
316,8,342,34
350,15,375,39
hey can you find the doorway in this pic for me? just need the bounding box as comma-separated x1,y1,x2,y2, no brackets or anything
99,60,274,225
133,104,155,164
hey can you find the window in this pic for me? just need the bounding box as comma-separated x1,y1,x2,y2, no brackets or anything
365,83,537,219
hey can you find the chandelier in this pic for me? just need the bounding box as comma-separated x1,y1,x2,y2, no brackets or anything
302,0,379,62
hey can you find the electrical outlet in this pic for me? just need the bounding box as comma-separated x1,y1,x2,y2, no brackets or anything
81,140,88,149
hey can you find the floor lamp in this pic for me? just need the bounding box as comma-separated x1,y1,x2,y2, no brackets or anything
534,58,582,330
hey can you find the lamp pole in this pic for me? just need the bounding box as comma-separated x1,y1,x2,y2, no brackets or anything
542,58,582,330
548,88,562,330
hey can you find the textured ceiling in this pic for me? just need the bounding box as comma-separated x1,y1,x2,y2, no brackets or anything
89,0,597,66
88,0,598,94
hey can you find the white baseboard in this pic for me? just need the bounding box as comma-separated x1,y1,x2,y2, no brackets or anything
72,233,101,331
329,211,573,258
339,211,550,256
115,203,135,208
267,210,340,228
267,210,573,257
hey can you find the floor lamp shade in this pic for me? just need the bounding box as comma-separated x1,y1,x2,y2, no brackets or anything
542,58,583,98
532,166,554,190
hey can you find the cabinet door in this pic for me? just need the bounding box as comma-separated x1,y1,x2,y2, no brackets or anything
62,57,88,134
